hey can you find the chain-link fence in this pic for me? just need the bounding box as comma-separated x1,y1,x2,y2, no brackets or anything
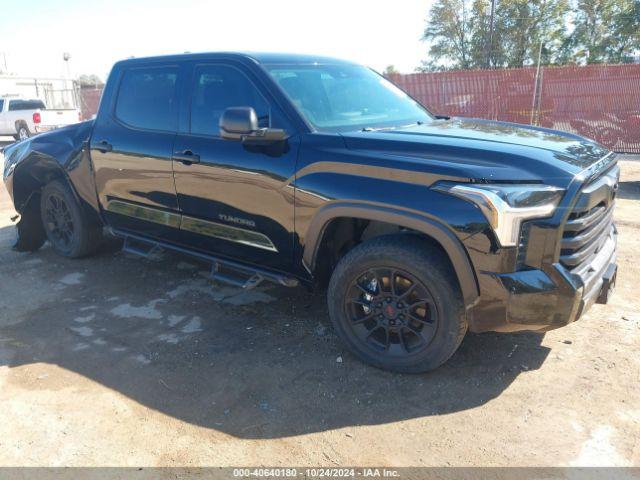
388,64,640,153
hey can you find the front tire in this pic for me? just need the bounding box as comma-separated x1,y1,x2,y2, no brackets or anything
40,180,102,258
327,235,467,373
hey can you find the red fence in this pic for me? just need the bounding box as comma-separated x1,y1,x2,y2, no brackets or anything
78,65,640,153
78,88,103,121
388,64,640,154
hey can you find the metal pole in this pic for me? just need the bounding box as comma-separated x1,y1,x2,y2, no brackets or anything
530,40,543,125
487,0,497,68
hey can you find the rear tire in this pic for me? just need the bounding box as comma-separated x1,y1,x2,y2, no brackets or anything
14,123,31,141
327,235,467,373
40,180,102,258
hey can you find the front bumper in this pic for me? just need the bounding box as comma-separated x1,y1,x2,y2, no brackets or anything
468,227,617,333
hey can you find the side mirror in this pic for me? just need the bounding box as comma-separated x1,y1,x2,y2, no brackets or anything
220,107,258,140
220,106,288,145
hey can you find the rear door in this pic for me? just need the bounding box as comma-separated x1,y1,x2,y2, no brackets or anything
90,63,184,240
172,61,299,271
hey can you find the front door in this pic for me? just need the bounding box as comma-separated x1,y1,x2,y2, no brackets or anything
90,63,183,240
172,62,298,271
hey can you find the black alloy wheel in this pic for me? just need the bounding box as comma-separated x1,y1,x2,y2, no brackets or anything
43,191,76,252
327,235,467,373
40,180,102,258
344,267,439,357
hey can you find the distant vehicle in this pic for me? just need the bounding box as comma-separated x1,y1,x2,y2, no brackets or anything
2,53,619,373
0,96,81,141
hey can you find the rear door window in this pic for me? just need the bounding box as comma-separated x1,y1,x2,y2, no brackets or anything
115,66,179,132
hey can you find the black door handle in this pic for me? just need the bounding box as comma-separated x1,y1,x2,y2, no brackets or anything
96,140,112,153
172,150,200,165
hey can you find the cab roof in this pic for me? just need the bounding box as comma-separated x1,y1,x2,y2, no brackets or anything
115,51,357,67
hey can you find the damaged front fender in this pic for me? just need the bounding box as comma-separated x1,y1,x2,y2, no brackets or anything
2,120,99,252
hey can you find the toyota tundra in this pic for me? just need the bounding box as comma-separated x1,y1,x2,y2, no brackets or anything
2,53,619,372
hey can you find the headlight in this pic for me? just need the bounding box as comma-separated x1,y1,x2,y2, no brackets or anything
433,182,564,247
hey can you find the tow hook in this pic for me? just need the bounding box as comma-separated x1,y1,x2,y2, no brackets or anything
597,264,617,304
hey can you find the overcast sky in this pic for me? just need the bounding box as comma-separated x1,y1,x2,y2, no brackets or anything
0,0,433,80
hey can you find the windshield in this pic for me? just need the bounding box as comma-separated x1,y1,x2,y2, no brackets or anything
266,64,433,132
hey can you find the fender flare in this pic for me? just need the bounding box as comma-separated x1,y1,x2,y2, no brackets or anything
303,202,480,308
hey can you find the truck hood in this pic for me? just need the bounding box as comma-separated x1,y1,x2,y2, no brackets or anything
340,118,613,185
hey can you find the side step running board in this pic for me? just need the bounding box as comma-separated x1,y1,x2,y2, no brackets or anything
113,229,299,290
122,236,163,259
211,261,266,289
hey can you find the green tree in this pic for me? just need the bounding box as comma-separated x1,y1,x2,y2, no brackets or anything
76,74,104,87
383,65,399,75
610,0,640,62
565,0,640,64
421,0,480,70
421,0,571,69
496,0,570,67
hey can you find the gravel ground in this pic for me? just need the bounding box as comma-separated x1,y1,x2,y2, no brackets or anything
0,138,638,467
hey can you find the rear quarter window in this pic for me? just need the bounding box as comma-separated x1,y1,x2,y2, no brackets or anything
115,66,178,132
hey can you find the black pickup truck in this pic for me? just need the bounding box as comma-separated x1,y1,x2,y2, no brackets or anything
2,53,619,372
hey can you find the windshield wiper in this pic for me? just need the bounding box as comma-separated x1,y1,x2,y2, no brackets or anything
361,121,425,132
361,126,394,132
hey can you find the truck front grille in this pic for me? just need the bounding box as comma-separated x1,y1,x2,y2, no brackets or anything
559,164,619,272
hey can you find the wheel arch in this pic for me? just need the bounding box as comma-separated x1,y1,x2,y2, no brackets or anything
11,154,103,237
12,156,76,212
8,158,78,251
303,202,480,308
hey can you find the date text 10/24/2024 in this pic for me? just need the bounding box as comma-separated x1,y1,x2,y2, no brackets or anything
232,468,400,478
